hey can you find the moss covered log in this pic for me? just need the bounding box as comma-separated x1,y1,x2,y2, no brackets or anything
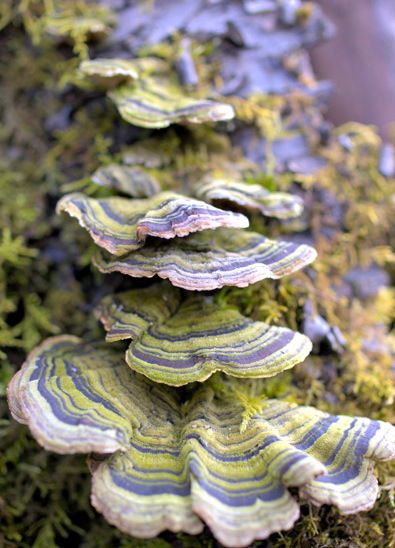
1,1,394,547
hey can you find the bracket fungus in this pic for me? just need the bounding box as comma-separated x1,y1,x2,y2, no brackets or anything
94,228,317,290
95,283,182,342
79,58,140,86
6,13,395,546
78,56,168,85
194,178,304,219
57,192,249,256
96,286,312,385
121,138,173,168
108,80,235,128
91,164,161,198
77,56,235,128
9,337,395,548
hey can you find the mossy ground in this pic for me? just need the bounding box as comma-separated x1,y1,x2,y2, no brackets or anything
0,3,394,547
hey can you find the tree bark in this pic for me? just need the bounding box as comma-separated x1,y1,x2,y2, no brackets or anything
311,0,395,138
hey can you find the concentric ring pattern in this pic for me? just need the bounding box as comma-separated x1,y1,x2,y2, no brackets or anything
57,192,249,256
96,287,312,385
9,337,395,547
94,229,317,290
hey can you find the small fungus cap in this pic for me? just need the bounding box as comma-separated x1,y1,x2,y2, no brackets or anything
108,79,235,128
91,164,161,198
79,58,140,87
195,178,304,219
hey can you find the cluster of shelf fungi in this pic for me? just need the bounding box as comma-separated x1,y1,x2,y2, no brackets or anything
8,2,395,546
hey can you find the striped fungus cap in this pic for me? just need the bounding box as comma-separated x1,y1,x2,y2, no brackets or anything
194,177,304,219
8,337,395,547
91,164,161,198
95,284,312,385
89,164,305,219
93,228,316,290
108,79,235,128
78,57,235,128
57,192,249,257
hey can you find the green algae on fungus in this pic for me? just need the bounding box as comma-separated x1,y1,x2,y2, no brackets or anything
8,336,395,547
76,55,234,128
57,191,249,256
108,79,235,128
96,286,312,385
93,228,317,291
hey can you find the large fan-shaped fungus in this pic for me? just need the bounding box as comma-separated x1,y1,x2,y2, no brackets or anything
9,337,395,548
